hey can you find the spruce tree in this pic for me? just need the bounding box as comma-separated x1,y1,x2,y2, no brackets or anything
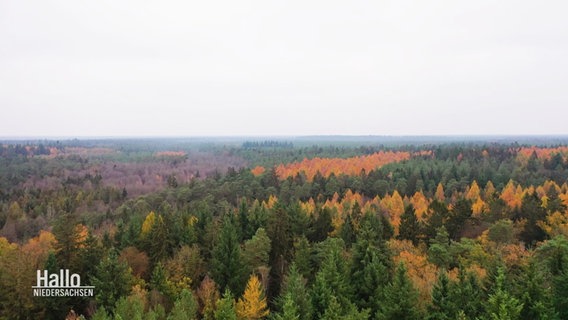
273,293,300,320
91,307,111,320
242,227,271,273
168,289,198,320
267,202,293,299
114,295,144,320
375,262,420,320
517,262,557,320
277,264,311,319
311,239,351,319
485,267,523,320
215,289,238,320
398,204,420,246
451,267,484,319
428,226,451,269
91,249,133,312
211,216,246,295
553,267,568,320
52,212,82,268
340,214,356,248
427,271,457,320
292,236,313,281
350,222,391,313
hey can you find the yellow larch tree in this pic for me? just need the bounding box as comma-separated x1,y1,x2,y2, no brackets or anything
236,275,269,320
141,211,156,236
538,211,568,238
472,197,488,217
410,191,429,221
466,181,481,201
380,191,405,236
500,180,523,209
484,180,496,199
390,243,438,310
435,183,445,202
390,191,405,236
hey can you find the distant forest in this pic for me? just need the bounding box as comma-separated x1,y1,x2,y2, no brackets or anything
2,137,568,319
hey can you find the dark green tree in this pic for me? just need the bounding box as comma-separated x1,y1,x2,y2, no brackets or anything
77,231,104,282
309,207,333,243
311,239,351,319
517,262,557,320
445,198,472,241
141,212,171,264
114,295,144,320
238,199,254,241
536,235,568,276
340,214,356,248
545,186,566,214
168,288,198,320
42,251,69,320
375,262,421,320
242,227,271,273
53,213,83,268
451,267,484,319
424,200,449,241
292,236,313,281
150,262,175,308
517,192,547,246
267,203,294,299
211,216,246,296
485,267,523,320
350,221,391,313
277,264,311,320
91,249,134,312
398,204,420,246
91,307,111,320
427,272,457,320
553,267,568,320
214,289,238,320
273,292,300,320
428,227,451,269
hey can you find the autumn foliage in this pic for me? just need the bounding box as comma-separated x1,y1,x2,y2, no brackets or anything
236,275,269,320
517,146,568,162
271,151,411,181
4,140,568,319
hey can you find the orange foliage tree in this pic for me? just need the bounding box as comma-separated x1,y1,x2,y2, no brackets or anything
273,151,411,181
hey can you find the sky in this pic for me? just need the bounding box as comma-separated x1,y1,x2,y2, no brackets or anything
1,0,567,137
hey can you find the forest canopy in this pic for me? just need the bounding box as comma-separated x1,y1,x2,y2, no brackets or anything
2,137,568,319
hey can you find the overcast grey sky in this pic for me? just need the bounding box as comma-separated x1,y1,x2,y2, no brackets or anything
1,0,567,137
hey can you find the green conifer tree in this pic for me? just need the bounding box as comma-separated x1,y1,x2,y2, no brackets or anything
91,249,133,311
311,239,351,319
214,289,238,320
212,216,246,295
375,262,421,320
277,264,311,319
273,293,300,320
114,295,145,320
350,223,391,313
485,267,523,320
168,288,198,320
427,271,457,320
398,204,420,246
517,261,557,320
451,267,484,319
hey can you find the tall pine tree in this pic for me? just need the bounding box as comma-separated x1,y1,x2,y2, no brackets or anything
375,262,421,320
212,216,246,295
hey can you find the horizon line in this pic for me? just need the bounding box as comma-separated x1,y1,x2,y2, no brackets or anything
2,134,568,140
